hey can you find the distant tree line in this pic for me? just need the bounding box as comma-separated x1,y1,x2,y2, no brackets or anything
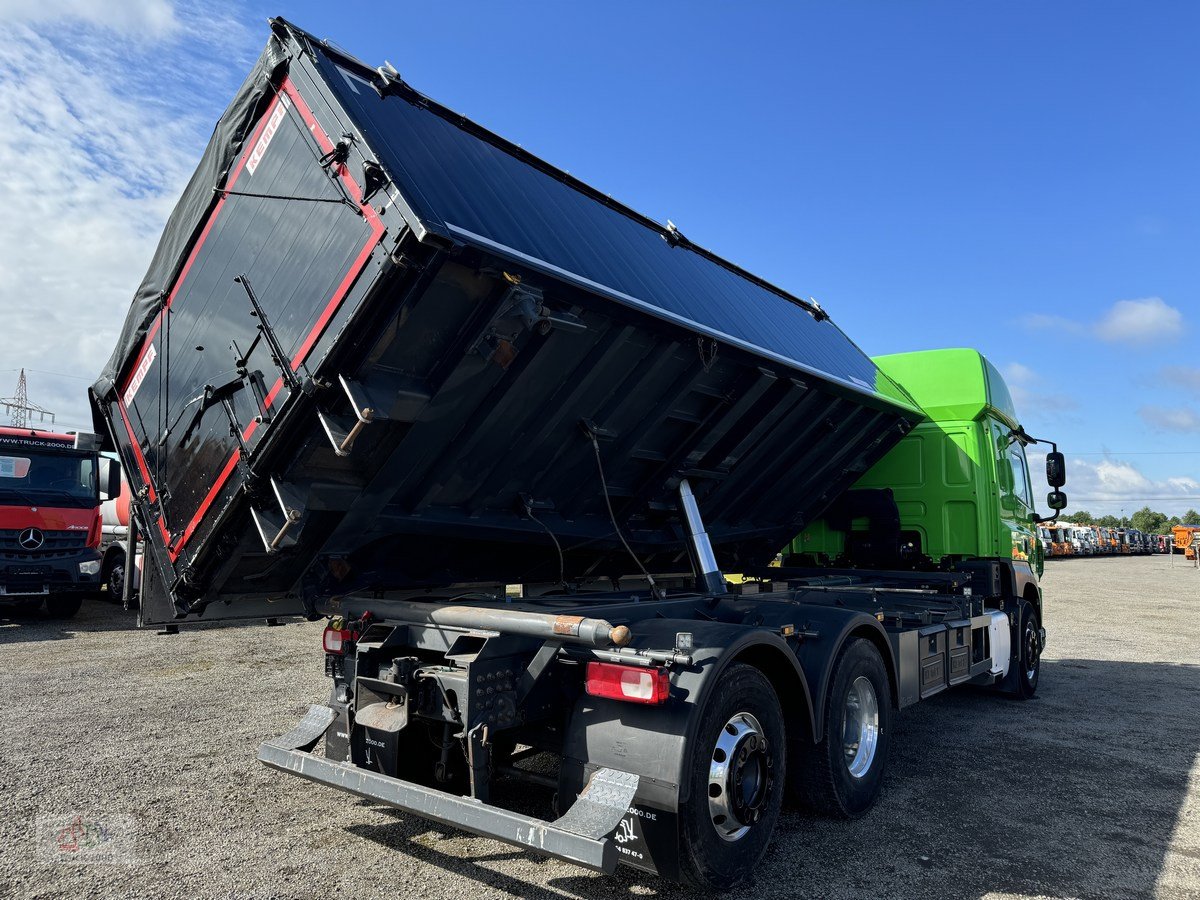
1061,507,1200,533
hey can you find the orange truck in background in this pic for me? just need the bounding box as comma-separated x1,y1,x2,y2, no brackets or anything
1172,525,1200,560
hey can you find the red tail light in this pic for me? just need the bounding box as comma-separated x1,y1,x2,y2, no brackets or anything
323,627,355,654
585,662,670,705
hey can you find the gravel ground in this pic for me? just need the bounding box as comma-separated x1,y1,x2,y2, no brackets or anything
1,555,1197,899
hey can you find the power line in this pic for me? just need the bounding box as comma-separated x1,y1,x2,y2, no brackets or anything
0,367,91,382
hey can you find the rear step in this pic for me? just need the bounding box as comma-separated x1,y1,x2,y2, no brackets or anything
258,705,638,872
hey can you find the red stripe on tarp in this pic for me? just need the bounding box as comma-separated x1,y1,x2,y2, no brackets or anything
115,399,171,546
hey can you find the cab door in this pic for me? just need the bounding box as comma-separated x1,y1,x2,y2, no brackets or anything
991,421,1038,572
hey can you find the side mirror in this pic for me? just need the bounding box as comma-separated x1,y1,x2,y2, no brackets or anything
1047,490,1067,511
1046,451,1066,488
100,457,122,500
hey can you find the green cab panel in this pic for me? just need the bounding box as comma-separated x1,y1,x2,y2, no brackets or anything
788,349,1040,572
871,348,1020,432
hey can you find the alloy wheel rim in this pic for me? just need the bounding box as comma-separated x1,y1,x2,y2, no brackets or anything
707,711,773,841
843,675,880,779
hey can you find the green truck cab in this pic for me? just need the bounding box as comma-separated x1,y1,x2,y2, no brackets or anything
787,348,1062,620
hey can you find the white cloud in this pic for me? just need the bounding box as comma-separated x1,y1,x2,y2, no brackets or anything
1138,406,1200,433
1094,297,1183,345
0,6,256,431
0,0,177,37
1003,362,1037,384
1001,361,1078,421
1029,450,1200,518
1022,296,1184,347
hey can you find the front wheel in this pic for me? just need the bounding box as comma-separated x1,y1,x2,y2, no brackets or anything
795,637,891,818
678,663,786,891
1015,602,1041,699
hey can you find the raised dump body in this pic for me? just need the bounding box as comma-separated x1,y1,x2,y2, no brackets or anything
91,19,921,627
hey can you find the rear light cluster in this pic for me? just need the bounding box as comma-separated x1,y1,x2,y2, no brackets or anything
322,627,356,654
585,662,670,705
323,612,372,655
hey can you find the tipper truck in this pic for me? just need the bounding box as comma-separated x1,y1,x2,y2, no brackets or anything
89,19,1068,890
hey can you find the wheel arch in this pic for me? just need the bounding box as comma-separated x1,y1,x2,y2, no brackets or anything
845,622,900,712
101,541,126,572
793,610,900,742
1022,581,1041,613
730,639,816,748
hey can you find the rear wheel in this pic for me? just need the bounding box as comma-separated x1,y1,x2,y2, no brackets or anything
45,594,83,618
678,663,785,891
795,637,891,818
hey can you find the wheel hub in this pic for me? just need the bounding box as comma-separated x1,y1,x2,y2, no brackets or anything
842,675,880,779
708,712,773,842
1024,621,1041,681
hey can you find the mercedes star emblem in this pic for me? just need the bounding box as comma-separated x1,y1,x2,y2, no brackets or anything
18,527,44,551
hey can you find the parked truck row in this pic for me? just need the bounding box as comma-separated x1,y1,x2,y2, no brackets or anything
1038,523,1153,557
1037,523,1193,558
86,19,1070,890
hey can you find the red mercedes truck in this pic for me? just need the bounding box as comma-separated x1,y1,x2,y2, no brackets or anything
0,427,121,617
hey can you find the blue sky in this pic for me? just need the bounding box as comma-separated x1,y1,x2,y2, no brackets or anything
1,1,1196,515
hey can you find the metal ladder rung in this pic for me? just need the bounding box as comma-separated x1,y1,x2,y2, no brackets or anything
251,477,306,553
318,375,390,456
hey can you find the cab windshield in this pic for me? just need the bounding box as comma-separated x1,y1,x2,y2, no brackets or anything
0,449,98,509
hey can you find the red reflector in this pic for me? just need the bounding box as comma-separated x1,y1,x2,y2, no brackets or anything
323,627,354,654
585,662,670,705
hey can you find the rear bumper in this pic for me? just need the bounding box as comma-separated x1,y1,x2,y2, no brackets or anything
259,705,637,873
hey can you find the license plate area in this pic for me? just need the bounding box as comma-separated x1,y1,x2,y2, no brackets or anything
0,583,48,596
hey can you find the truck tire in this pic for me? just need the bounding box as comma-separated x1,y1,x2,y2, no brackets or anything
45,594,83,618
795,637,890,818
1015,602,1041,700
102,550,125,601
678,663,785,891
